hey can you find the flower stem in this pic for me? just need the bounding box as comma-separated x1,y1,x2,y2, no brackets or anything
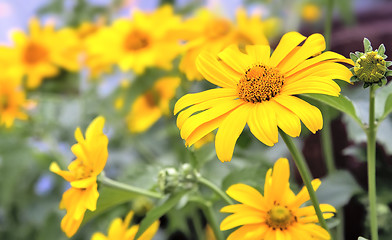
320,106,336,174
98,173,163,199
367,85,378,240
192,198,224,240
198,176,234,205
279,129,329,232
324,0,334,50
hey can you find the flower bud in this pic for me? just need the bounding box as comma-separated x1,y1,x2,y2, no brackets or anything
350,38,392,88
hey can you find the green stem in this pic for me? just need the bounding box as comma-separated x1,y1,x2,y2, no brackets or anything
195,200,224,240
98,173,163,199
279,129,329,232
324,0,334,50
367,85,378,240
198,176,234,205
320,106,336,174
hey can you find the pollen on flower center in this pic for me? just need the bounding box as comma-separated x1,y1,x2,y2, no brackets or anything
237,64,285,103
24,42,48,64
124,30,150,51
205,19,231,39
266,205,295,230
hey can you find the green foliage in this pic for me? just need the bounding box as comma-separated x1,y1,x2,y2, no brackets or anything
135,191,187,239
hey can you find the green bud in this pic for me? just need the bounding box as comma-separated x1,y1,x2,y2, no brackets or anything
158,167,180,194
350,38,390,88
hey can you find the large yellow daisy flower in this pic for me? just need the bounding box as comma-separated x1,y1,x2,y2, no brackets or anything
179,9,278,81
86,5,182,74
221,158,335,240
10,18,81,88
50,116,108,237
91,210,159,240
174,32,353,162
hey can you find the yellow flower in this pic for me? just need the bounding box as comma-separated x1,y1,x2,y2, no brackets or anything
221,158,335,240
174,32,353,162
302,3,322,23
127,77,180,133
91,211,159,240
50,116,108,237
10,18,81,88
86,5,182,74
0,63,28,127
179,9,279,81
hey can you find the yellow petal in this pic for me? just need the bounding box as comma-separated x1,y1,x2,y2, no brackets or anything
196,51,240,88
268,100,301,137
274,95,322,134
278,33,326,73
247,106,275,146
177,96,235,129
297,223,331,240
217,44,252,73
86,116,105,139
180,99,244,141
286,51,353,76
49,162,75,182
270,158,290,203
285,62,353,83
295,204,336,217
282,76,341,96
220,211,265,230
245,45,271,65
225,183,266,211
215,103,251,162
91,232,108,240
270,32,306,67
227,223,269,240
288,179,321,208
70,176,97,189
174,88,237,115
61,211,84,238
185,111,229,147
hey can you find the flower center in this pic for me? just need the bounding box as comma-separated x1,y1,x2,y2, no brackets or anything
74,162,93,180
266,205,295,230
24,42,48,64
237,64,285,103
0,94,8,110
205,19,232,39
124,30,150,51
354,51,387,83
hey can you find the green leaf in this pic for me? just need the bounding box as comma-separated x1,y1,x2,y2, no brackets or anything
378,44,386,56
386,61,392,67
302,93,363,127
82,187,137,225
375,82,392,122
350,53,358,62
386,70,392,77
364,38,372,52
135,191,187,239
317,170,362,208
358,237,368,240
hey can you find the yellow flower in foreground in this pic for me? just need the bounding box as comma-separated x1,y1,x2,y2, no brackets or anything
221,158,335,240
91,211,159,240
0,70,28,127
179,9,279,81
86,5,182,74
174,31,353,162
10,18,81,88
127,77,180,133
50,116,108,237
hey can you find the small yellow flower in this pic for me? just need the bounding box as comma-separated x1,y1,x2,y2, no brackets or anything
221,158,335,240
50,116,108,237
91,210,159,240
86,5,182,75
10,18,81,88
179,9,279,81
301,3,322,23
127,77,180,133
175,32,353,162
0,66,28,127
